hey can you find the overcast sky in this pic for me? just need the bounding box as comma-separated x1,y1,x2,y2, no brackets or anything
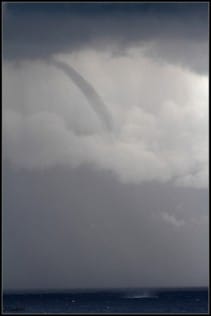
3,2,209,291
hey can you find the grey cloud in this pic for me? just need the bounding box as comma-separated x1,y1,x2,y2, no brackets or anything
3,162,209,290
2,54,208,187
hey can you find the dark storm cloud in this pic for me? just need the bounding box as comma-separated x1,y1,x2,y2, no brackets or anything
3,2,208,73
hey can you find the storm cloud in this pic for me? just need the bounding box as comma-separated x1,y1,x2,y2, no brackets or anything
2,3,209,291
3,51,208,187
3,3,208,74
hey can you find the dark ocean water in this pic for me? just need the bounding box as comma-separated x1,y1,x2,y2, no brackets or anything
3,288,208,314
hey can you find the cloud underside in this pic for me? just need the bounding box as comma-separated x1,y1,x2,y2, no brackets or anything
3,50,208,188
3,3,208,75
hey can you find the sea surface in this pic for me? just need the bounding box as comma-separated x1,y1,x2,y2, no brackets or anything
3,287,208,314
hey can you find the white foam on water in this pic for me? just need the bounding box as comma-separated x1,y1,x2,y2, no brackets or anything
125,291,158,299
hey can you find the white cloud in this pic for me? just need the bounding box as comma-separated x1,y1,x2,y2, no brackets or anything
161,212,185,228
2,49,208,188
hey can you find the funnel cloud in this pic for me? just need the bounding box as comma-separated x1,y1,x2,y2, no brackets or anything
52,59,113,132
